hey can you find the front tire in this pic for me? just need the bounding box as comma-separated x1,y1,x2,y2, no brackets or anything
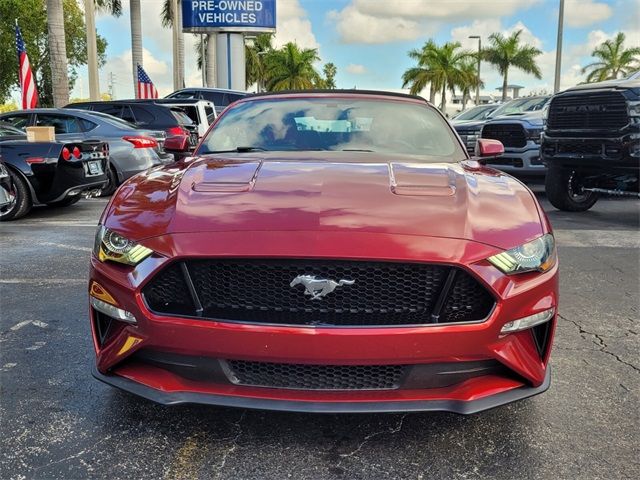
545,166,599,212
0,169,32,221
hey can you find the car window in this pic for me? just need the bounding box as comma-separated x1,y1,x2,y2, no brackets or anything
0,126,24,136
453,106,496,121
202,92,225,105
35,114,82,134
93,104,124,117
199,98,461,159
205,106,214,119
170,91,195,99
120,106,136,123
1,114,30,129
180,106,199,124
82,111,138,130
489,97,549,118
130,106,154,125
228,94,245,104
80,118,98,132
171,109,195,126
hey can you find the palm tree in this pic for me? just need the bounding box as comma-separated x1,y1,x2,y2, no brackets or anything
246,34,273,91
456,60,483,110
130,0,143,97
206,34,215,87
264,43,321,91
582,32,640,83
322,63,337,89
482,30,542,102
95,0,122,15
161,0,184,89
46,0,70,106
402,40,441,103
402,41,471,111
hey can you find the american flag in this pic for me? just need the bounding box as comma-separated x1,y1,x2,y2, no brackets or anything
137,64,158,99
15,22,38,109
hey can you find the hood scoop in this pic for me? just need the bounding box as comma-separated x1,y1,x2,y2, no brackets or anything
389,163,456,196
192,160,262,193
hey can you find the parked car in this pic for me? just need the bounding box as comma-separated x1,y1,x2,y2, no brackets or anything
0,138,108,220
166,87,247,114
66,100,198,155
0,108,170,195
90,90,558,414
480,107,548,177
451,104,498,122
542,72,640,211
137,98,216,138
0,161,15,216
453,96,549,154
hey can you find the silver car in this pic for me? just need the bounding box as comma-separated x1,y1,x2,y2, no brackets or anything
0,108,173,195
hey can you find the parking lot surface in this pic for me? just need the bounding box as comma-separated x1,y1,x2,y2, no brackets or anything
1,191,638,480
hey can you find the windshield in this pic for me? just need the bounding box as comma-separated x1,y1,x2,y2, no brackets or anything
199,97,462,159
489,97,550,118
453,105,497,121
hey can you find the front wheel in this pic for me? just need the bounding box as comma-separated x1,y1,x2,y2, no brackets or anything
0,169,32,221
545,166,599,212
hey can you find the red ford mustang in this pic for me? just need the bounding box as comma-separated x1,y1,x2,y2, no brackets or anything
90,91,558,414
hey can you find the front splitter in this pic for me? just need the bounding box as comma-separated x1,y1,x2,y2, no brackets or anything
92,365,551,415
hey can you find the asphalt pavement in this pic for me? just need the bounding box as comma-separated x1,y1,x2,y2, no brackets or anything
0,190,638,480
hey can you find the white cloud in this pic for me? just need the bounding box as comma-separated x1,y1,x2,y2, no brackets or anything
346,63,367,75
565,0,613,28
328,0,540,44
327,5,423,44
273,0,319,49
100,47,171,98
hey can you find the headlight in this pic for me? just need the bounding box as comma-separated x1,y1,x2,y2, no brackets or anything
94,226,153,266
527,128,543,144
488,234,556,274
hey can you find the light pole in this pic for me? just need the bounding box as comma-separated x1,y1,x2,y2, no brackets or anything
469,35,481,106
554,0,565,93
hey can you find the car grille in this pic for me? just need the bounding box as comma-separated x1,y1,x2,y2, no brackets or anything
547,92,628,130
142,259,495,327
225,360,406,390
482,123,527,148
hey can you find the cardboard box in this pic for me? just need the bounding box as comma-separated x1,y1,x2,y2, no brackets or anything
26,126,55,142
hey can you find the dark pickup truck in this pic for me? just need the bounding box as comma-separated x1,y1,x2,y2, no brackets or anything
542,73,640,211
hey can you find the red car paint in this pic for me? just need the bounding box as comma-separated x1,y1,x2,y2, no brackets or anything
90,92,558,413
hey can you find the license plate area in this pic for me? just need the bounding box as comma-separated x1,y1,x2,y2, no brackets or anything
85,160,104,176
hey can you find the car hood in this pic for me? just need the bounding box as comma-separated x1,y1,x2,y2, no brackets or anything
451,119,486,129
103,152,544,250
485,110,546,126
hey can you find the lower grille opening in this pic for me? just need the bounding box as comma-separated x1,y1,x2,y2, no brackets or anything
130,350,512,392
532,322,553,358
142,259,496,327
225,360,406,390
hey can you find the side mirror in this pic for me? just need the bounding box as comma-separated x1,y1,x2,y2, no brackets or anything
474,138,504,161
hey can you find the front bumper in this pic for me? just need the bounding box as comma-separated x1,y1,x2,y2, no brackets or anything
89,231,558,414
487,141,545,176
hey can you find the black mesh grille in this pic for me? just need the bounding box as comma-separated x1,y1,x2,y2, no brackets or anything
482,123,527,148
225,360,406,390
142,259,495,326
547,92,628,130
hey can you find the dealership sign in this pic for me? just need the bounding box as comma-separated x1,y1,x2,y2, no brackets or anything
182,0,276,32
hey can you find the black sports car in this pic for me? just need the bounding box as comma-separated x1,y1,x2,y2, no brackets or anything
0,136,109,220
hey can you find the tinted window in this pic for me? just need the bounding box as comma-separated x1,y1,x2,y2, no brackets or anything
453,105,497,121
205,106,214,118
171,109,195,126
202,92,225,105
80,118,98,131
200,98,461,159
1,114,30,129
35,114,82,134
120,106,136,123
0,126,24,136
93,104,124,117
130,106,154,125
170,91,196,99
228,94,245,104
180,106,199,124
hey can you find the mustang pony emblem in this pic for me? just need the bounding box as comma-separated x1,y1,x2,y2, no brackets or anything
290,275,355,300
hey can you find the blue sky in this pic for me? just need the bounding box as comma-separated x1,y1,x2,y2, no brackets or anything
74,0,639,100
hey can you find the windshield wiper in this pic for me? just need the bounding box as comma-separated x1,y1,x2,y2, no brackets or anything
341,148,374,152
